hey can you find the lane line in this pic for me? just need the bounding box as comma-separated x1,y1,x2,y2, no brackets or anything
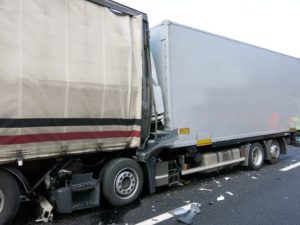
280,162,300,171
135,203,194,225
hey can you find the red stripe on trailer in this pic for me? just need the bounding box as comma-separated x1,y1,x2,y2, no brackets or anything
0,130,140,145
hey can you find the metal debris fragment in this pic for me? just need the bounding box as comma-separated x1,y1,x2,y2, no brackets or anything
251,176,258,179
226,192,234,196
224,177,231,181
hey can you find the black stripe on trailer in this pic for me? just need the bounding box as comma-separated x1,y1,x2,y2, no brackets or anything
0,118,141,128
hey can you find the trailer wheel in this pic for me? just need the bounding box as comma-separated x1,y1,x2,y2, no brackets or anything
248,143,264,170
268,140,280,164
0,170,20,225
102,158,143,206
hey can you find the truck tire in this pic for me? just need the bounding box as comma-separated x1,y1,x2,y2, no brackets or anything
102,158,143,207
248,143,264,170
0,170,20,225
267,140,280,164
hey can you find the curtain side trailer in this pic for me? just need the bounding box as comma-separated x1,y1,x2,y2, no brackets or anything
0,0,156,223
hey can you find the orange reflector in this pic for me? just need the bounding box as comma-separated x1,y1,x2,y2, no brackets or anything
196,139,212,146
179,128,190,134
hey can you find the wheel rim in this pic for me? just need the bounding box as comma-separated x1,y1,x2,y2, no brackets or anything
270,143,280,159
0,189,4,213
114,167,139,200
252,146,263,166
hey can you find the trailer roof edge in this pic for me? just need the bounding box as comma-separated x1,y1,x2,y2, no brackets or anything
87,0,148,21
152,20,300,61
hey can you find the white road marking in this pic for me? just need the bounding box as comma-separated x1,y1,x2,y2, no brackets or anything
135,203,194,225
280,162,300,171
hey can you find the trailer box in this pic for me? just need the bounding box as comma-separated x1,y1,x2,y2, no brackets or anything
0,0,146,164
150,21,300,148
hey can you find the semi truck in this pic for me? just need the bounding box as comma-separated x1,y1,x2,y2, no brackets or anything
0,0,300,224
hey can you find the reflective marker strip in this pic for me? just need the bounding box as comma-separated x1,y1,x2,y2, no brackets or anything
280,162,300,171
135,203,194,225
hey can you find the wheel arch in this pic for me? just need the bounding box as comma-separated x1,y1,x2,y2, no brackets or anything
0,167,31,194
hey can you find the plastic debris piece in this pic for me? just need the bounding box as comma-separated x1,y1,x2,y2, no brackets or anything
172,207,189,216
217,195,225,201
199,187,213,192
184,200,191,204
226,192,234,196
224,177,231,181
177,203,201,225
214,180,220,184
251,176,258,179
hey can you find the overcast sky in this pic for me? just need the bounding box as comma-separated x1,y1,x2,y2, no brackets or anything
115,0,300,58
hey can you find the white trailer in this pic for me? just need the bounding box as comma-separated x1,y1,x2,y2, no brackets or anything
149,21,300,178
151,20,300,148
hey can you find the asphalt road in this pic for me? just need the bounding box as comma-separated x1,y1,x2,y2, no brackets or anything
13,145,300,225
